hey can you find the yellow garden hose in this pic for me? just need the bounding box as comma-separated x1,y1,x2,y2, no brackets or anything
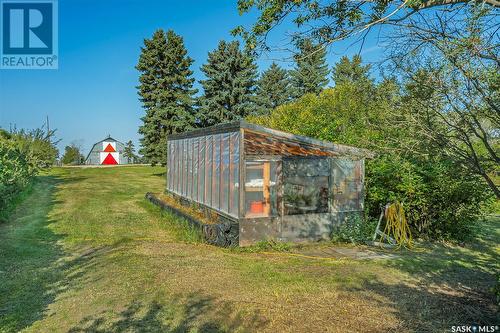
380,201,413,248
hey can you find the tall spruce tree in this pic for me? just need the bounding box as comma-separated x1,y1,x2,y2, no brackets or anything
136,29,196,165
332,55,371,86
123,140,136,164
290,39,329,98
256,62,292,114
198,40,257,126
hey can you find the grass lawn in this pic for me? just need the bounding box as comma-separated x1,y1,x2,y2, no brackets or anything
0,166,498,332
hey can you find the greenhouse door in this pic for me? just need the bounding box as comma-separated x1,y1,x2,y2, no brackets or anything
243,160,279,219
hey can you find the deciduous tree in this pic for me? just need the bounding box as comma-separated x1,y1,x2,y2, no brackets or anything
389,6,499,198
61,144,83,165
235,0,499,53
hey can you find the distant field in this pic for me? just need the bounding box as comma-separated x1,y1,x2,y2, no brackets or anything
0,166,498,332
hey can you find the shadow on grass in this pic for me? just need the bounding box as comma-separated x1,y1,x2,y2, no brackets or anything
153,172,166,177
345,271,498,331
346,219,500,330
68,293,267,333
0,174,99,333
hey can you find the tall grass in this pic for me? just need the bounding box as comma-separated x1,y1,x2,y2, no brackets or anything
144,202,203,243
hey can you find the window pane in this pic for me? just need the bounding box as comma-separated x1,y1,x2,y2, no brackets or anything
283,176,329,215
332,159,363,211
283,158,330,215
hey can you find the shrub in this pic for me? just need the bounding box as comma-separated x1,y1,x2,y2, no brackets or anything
366,155,491,242
332,215,377,244
0,127,58,220
249,85,493,242
61,144,84,165
8,128,59,169
0,138,34,218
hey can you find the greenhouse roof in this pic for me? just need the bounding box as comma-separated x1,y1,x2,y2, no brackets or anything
168,120,374,158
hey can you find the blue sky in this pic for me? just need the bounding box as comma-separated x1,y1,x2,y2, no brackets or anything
0,0,384,155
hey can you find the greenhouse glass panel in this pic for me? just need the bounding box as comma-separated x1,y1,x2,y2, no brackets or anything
172,141,176,193
220,133,230,213
205,135,213,207
170,142,176,192
183,139,189,197
229,132,240,217
283,158,330,215
332,159,364,212
186,139,193,199
167,142,172,191
213,134,221,210
177,139,181,195
198,136,205,203
193,138,199,201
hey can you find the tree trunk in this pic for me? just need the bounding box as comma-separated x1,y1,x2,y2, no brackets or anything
480,172,500,199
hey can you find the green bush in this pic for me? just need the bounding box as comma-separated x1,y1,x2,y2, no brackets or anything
8,128,59,169
0,128,58,220
366,155,491,241
0,138,34,218
332,215,377,244
249,84,493,242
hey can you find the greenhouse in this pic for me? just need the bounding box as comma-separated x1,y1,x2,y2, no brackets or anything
166,120,372,246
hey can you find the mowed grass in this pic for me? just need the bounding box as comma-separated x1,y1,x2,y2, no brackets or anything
0,166,498,333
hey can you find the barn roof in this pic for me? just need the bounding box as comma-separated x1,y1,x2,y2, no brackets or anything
167,120,374,158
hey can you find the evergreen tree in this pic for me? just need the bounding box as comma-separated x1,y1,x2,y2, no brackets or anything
136,29,196,165
198,40,258,126
123,140,136,164
332,55,371,86
256,62,292,114
290,39,329,97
